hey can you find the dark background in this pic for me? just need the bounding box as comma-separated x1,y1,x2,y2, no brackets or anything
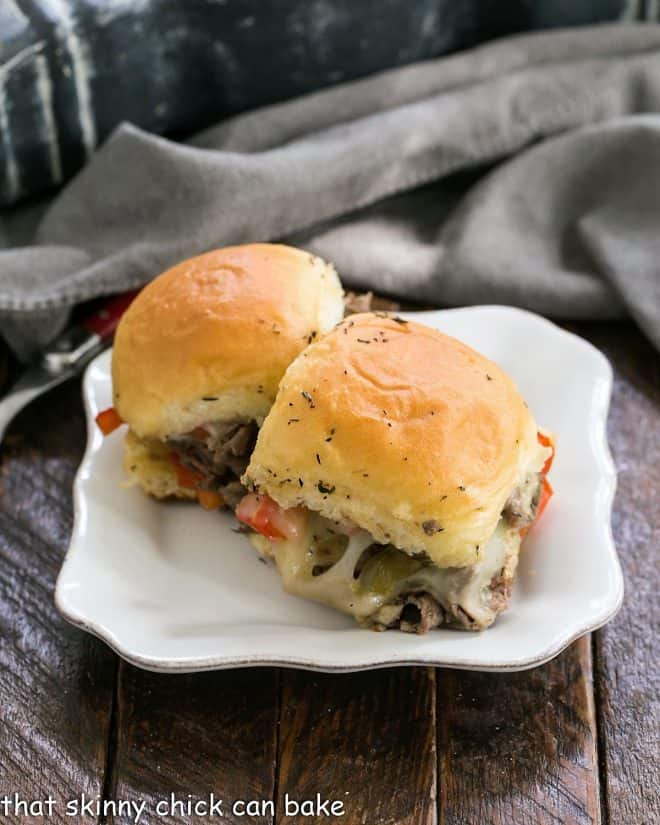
0,0,652,205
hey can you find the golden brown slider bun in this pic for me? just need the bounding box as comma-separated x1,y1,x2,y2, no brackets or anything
112,244,344,440
244,313,542,568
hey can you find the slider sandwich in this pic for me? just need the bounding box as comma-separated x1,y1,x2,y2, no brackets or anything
237,313,554,632
99,244,344,509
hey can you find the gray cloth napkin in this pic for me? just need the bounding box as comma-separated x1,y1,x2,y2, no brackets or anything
1,22,660,360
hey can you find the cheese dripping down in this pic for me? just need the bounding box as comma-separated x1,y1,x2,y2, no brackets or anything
250,513,519,629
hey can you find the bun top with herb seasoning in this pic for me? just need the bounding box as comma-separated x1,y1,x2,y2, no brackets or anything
243,312,543,569
112,243,343,439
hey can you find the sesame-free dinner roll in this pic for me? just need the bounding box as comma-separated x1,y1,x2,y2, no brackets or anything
237,313,554,632
109,243,344,509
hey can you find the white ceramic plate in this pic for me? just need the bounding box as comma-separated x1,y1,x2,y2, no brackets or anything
55,307,622,673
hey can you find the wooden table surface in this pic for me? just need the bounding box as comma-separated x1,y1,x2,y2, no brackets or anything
0,320,657,825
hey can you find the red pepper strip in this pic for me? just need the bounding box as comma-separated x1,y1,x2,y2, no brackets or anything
536,476,553,521
169,453,204,490
95,407,124,436
537,431,555,476
198,490,224,510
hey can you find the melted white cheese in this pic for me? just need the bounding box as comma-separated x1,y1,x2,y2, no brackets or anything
387,521,514,627
273,529,381,618
255,515,518,628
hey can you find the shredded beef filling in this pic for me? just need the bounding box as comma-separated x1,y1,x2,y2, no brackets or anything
488,571,513,614
361,476,540,634
355,542,509,634
167,420,258,507
502,473,542,529
369,569,514,634
343,291,374,314
371,590,477,634
364,473,542,633
399,594,446,634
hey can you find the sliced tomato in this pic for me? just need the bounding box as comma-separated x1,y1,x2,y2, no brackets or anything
236,493,304,540
169,453,204,490
537,430,555,476
197,490,224,510
95,407,124,435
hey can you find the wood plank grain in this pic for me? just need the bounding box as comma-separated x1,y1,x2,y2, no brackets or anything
276,667,436,825
437,636,600,825
574,325,660,825
108,663,279,824
0,378,117,823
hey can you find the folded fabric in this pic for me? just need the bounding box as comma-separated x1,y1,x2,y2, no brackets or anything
1,23,659,359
